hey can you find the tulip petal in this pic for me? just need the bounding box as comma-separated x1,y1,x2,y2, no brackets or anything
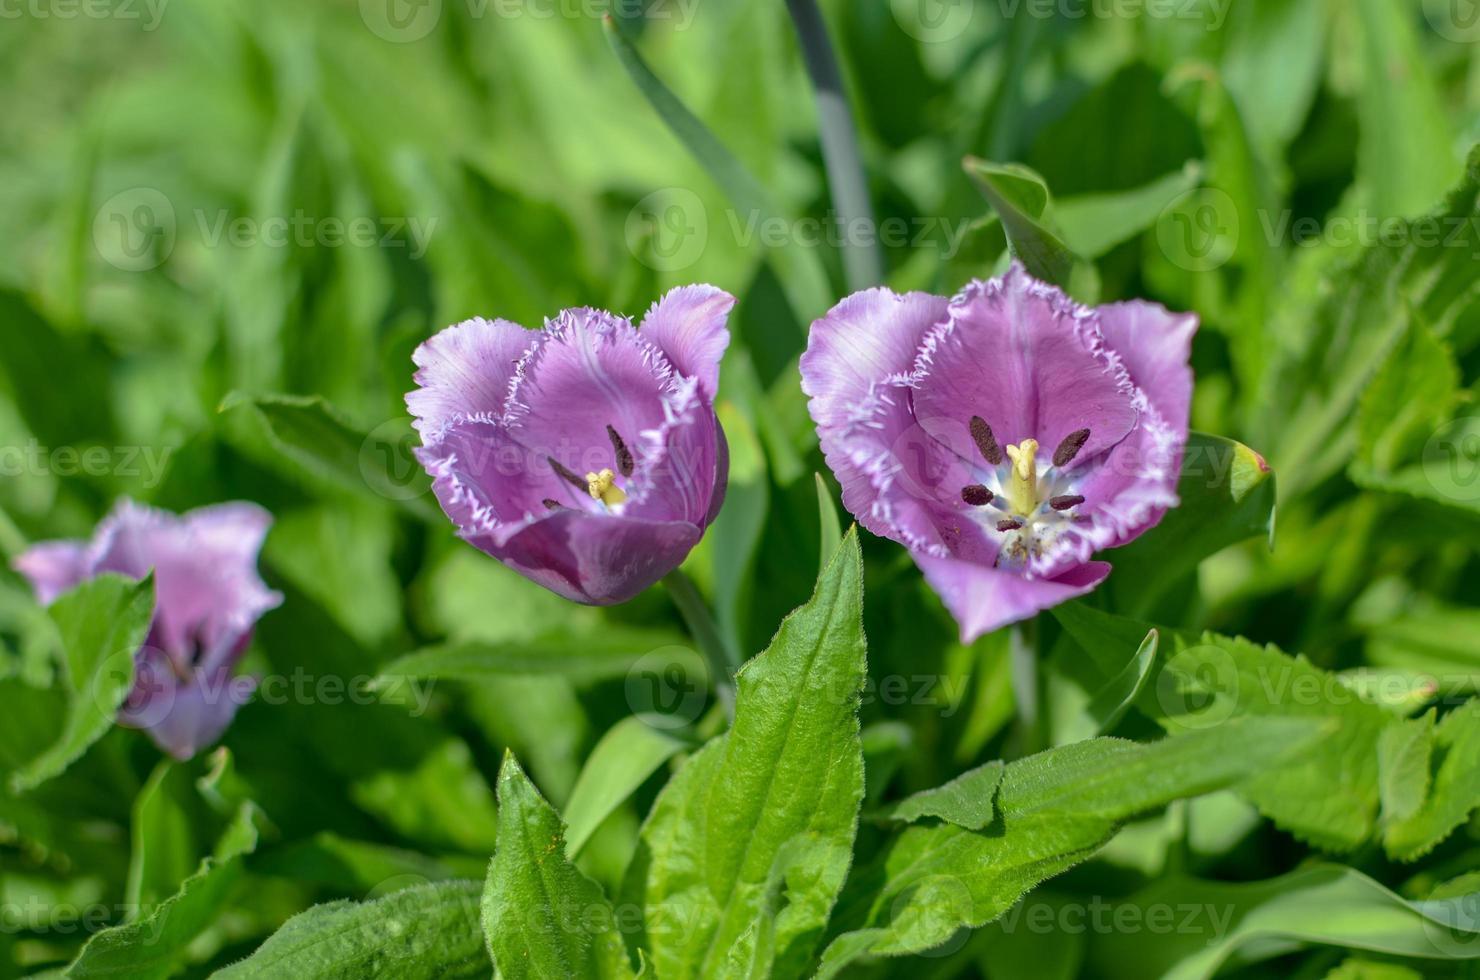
915,555,1111,642
640,284,735,399
471,509,703,605
911,265,1138,464
1095,299,1197,436
407,316,537,440
12,540,89,605
800,288,950,547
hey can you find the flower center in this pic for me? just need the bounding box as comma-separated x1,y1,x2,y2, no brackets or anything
1004,439,1040,515
585,468,627,506
959,423,1095,570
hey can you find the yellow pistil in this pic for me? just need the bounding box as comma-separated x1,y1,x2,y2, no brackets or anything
585,468,627,507
1004,439,1040,515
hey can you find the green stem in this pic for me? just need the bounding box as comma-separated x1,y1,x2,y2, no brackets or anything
663,570,738,720
1009,618,1045,755
783,0,883,292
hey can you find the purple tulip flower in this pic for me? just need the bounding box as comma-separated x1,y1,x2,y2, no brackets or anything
801,263,1196,641
13,500,282,759
407,286,735,605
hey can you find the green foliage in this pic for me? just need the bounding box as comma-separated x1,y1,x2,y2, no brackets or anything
4,2,1480,977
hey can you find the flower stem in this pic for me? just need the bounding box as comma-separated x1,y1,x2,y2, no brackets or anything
663,570,738,720
1009,618,1046,755
784,0,883,292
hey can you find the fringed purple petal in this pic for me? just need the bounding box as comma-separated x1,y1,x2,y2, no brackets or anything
406,316,537,440
623,376,721,527
915,555,1111,642
800,288,950,546
1096,300,1197,436
639,285,735,399
911,265,1139,463
121,646,253,760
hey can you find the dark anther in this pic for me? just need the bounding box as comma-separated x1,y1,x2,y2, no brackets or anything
961,484,994,507
1053,428,1091,467
547,456,587,492
1049,494,1085,511
970,416,1003,465
542,498,563,510
996,518,1024,532
607,424,635,477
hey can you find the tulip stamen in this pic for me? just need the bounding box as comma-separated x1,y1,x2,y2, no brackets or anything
1049,494,1084,511
542,498,563,510
1053,428,1091,467
970,416,1003,465
585,467,628,507
961,484,994,507
607,425,635,477
548,456,588,493
997,518,1024,532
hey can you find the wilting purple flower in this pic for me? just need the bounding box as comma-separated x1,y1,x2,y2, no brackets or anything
801,263,1195,641
407,286,734,605
13,500,281,759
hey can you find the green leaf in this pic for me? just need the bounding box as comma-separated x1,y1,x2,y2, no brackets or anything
373,627,696,689
1106,433,1275,616
815,718,1324,976
882,761,1003,831
1271,147,1480,498
962,158,1093,298
1053,629,1161,745
255,833,482,894
215,880,488,979
814,472,841,582
1353,0,1461,218
482,754,636,980
219,392,437,522
67,799,263,979
125,762,205,915
1377,711,1435,828
1054,165,1201,260
603,18,830,321
563,716,687,858
1385,700,1480,860
349,739,500,854
1087,865,1480,979
1055,601,1396,852
1355,321,1461,474
633,526,867,979
11,573,154,793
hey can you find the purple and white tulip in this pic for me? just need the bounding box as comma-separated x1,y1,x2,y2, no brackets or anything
407,286,735,605
801,263,1196,641
13,500,281,759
